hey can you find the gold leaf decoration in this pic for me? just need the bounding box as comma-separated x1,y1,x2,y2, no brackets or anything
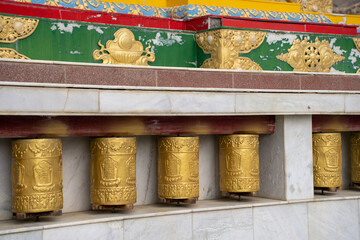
0,15,39,43
195,29,265,70
301,0,333,13
0,48,30,59
93,28,155,66
277,37,345,72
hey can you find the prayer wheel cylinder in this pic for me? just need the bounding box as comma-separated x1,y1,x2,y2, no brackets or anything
158,137,199,200
351,133,360,184
313,133,342,188
11,138,63,214
219,135,260,194
90,137,137,206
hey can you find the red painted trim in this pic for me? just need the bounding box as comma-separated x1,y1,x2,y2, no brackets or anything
221,17,358,35
0,0,358,35
0,116,275,138
313,115,360,133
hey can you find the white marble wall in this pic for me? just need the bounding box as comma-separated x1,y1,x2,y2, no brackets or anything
258,116,286,200
258,115,313,201
283,115,313,200
135,136,158,205
3,198,360,240
198,135,220,200
308,200,359,240
0,139,12,221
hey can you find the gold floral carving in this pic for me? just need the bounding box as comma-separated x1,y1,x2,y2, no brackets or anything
0,15,39,43
195,29,265,70
93,28,155,66
301,0,333,13
277,38,345,72
312,133,342,189
0,48,30,60
90,137,137,206
158,137,199,200
353,38,360,74
219,135,260,193
11,139,63,213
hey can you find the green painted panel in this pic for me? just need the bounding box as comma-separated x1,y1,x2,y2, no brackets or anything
0,15,197,68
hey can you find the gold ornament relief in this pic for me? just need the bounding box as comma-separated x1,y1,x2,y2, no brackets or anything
353,38,360,74
90,137,137,206
11,139,63,213
93,28,155,65
301,0,333,13
312,133,342,188
195,29,265,70
277,38,345,72
219,135,260,193
158,137,199,199
0,15,39,43
351,133,360,184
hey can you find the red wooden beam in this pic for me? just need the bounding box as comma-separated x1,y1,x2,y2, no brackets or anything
0,0,358,35
313,115,360,133
0,116,275,138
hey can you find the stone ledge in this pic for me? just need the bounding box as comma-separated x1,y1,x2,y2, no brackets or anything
1,84,360,116
1,190,360,239
0,59,359,92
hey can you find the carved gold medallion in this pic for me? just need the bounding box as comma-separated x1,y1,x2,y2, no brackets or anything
277,37,345,72
90,137,137,206
158,137,199,201
0,15,39,43
11,139,63,214
219,135,260,194
93,28,155,65
312,133,342,190
196,29,265,70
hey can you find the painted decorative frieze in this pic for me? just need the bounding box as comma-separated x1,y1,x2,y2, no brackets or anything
196,29,265,70
158,137,199,202
11,138,63,214
0,15,38,43
0,48,29,59
219,135,260,195
93,28,155,66
312,133,342,191
9,0,332,23
90,137,137,207
277,38,345,72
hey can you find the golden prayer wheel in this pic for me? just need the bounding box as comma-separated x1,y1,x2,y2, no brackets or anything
313,133,342,190
90,137,137,207
158,136,199,202
219,135,260,195
351,133,360,185
11,138,63,214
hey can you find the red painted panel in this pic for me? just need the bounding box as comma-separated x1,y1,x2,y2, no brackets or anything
0,116,275,138
222,17,358,35
313,115,360,133
0,0,358,35
222,18,305,32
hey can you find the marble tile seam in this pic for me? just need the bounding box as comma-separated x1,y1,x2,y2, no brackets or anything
2,81,360,94
0,58,358,76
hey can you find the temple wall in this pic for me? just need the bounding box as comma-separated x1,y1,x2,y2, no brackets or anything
0,60,359,239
